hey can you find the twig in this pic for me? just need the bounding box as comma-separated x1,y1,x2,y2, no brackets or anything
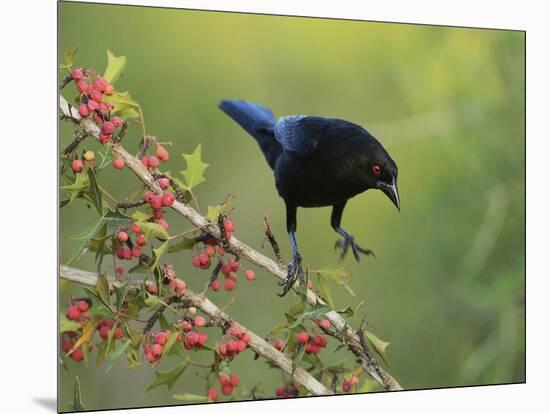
263,216,284,268
116,199,147,211
63,130,89,155
59,265,331,396
60,94,402,391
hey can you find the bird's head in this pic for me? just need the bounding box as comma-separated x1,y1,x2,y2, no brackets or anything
363,146,400,211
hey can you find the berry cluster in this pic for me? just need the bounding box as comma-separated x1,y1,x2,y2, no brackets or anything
66,299,91,322
141,145,170,169
69,68,125,145
115,226,147,262
275,381,301,398
97,319,123,341
296,330,328,355
61,331,91,363
341,376,359,393
218,374,241,397
164,264,187,297
144,190,175,231
177,317,209,350
144,330,171,364
217,324,251,359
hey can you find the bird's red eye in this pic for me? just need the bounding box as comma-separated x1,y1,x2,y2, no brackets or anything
372,164,382,175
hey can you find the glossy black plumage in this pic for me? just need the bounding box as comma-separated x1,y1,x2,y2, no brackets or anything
219,100,400,296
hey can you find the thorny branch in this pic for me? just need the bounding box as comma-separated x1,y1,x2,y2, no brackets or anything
59,265,331,396
59,94,403,391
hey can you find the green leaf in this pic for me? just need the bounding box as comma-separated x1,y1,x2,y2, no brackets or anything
60,313,82,333
180,144,209,191
146,361,188,392
292,343,307,375
103,208,132,234
151,241,168,269
315,266,354,298
87,168,103,215
60,47,79,71
103,49,126,84
113,282,130,311
167,236,196,253
103,91,140,119
365,330,391,365
105,339,132,373
337,305,354,317
66,220,105,265
161,331,181,357
95,273,111,307
172,392,208,402
126,340,142,369
68,376,85,411
206,202,229,221
84,288,115,318
132,210,152,222
144,292,160,309
61,172,90,205
95,340,109,367
139,221,169,241
317,275,335,308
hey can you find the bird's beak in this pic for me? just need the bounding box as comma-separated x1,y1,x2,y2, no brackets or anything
378,178,400,211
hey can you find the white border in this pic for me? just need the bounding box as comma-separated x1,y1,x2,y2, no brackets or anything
2,1,546,413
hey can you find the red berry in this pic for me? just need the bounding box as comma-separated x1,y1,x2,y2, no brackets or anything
156,146,169,161
114,327,123,339
87,99,99,112
186,332,198,346
76,80,89,94
143,191,154,202
221,383,233,396
78,103,89,117
115,266,124,274
199,253,209,266
217,247,225,256
158,177,170,190
112,116,123,128
244,270,255,281
224,220,234,233
275,387,286,397
98,133,111,144
131,246,142,258
141,157,149,168
192,255,201,267
104,84,114,95
307,280,314,289
155,331,169,345
194,316,206,328
207,387,218,401
112,158,125,170
342,380,352,393
226,340,238,354
161,192,175,207
221,262,231,275
148,156,160,168
236,340,247,353
227,271,237,281
122,248,132,260
229,259,239,272
224,278,235,291
297,331,309,345
319,319,331,330
148,194,161,209
117,231,128,242
146,283,157,294
90,89,103,103
197,332,208,346
67,306,81,321
61,340,73,353
102,121,115,134
71,159,83,172
211,279,221,291
151,343,163,356
205,244,216,257
131,223,141,234
70,348,84,362
99,325,110,340
71,69,83,80
229,374,240,387
77,300,89,312
136,234,147,246
274,339,284,351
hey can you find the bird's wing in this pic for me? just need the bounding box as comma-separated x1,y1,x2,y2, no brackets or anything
274,115,318,157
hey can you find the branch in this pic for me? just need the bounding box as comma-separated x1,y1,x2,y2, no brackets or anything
60,265,331,396
59,94,402,391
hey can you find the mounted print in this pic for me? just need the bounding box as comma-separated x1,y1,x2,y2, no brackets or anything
58,1,525,412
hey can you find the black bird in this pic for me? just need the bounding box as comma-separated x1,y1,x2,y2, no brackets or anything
219,100,400,296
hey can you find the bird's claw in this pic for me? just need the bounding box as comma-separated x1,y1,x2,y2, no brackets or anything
334,237,375,262
278,255,304,297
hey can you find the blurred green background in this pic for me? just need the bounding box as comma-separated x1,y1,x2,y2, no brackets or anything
59,2,525,411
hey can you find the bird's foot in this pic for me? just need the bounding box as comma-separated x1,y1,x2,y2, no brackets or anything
334,236,375,262
278,254,304,297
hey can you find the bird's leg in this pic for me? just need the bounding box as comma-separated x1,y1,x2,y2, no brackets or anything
278,203,304,297
331,202,375,262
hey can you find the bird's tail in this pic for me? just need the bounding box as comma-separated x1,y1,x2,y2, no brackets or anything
219,100,282,169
